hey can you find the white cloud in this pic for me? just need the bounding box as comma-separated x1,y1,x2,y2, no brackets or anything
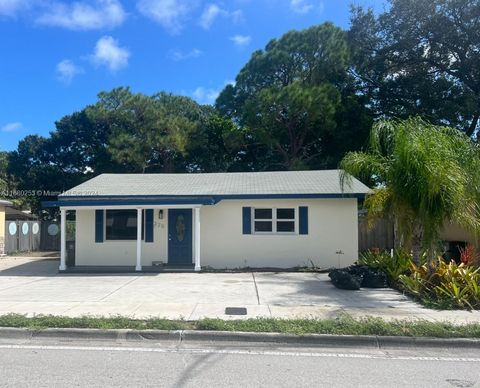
1,122,22,132
230,9,244,24
199,3,223,29
168,48,203,61
91,35,130,72
229,34,250,47
37,0,126,30
199,3,243,30
0,0,32,17
190,80,234,105
191,87,220,105
137,0,197,34
56,59,83,84
290,0,322,14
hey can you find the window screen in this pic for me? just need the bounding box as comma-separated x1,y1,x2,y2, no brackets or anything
106,210,144,240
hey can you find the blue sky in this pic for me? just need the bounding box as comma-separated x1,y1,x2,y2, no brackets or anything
0,0,384,151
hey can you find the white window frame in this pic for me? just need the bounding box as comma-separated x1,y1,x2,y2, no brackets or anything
252,207,297,235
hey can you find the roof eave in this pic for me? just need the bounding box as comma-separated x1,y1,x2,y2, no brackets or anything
0,199,13,207
44,192,367,208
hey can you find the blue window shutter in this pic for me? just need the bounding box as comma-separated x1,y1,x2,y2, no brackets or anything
242,207,252,234
299,206,308,235
95,210,104,243
145,209,154,243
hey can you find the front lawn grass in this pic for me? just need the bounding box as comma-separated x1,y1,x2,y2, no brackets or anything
1,314,480,338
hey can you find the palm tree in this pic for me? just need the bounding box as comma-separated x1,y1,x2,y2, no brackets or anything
340,117,480,264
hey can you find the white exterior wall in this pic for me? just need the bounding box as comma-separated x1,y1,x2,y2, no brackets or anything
74,198,359,269
201,199,358,269
75,209,169,266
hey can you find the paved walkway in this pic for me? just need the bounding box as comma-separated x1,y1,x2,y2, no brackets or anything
1,257,480,323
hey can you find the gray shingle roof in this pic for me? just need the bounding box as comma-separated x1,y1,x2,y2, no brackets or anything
61,170,369,197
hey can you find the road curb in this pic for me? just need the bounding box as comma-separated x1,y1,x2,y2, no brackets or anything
182,330,380,347
0,327,479,349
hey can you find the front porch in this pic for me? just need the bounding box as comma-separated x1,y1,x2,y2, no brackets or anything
58,205,203,273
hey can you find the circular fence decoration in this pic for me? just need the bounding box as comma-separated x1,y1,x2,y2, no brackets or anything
22,223,29,235
8,222,17,236
47,224,59,236
32,223,40,235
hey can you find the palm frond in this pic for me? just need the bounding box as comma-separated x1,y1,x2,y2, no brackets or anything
340,116,480,254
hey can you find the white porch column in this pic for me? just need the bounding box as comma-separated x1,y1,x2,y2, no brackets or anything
194,207,201,271
136,208,142,271
59,208,67,271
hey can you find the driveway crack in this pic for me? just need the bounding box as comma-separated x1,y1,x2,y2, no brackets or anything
98,276,141,302
187,303,198,321
251,272,260,305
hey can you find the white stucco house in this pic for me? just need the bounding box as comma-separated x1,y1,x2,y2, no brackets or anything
45,170,370,272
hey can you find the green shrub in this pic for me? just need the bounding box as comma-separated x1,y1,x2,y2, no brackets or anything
358,249,412,284
399,260,480,310
359,250,480,310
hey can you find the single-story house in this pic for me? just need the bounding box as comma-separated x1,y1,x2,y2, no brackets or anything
0,199,13,256
45,170,370,272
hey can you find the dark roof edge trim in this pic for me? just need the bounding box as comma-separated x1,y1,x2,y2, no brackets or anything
42,197,217,208
43,193,365,208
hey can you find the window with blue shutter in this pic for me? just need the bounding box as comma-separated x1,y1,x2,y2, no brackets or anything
242,207,252,234
95,210,104,243
299,206,308,235
145,209,154,243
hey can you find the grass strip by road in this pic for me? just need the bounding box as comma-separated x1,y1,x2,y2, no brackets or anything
0,314,480,338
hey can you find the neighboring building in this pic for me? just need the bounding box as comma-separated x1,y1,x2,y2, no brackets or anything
45,170,370,272
5,208,37,221
0,199,13,256
440,223,478,262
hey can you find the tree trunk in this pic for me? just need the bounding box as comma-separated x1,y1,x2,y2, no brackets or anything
426,242,437,275
411,223,423,265
466,112,479,137
393,217,402,250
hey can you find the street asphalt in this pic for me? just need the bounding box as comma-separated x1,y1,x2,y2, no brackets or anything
0,335,478,387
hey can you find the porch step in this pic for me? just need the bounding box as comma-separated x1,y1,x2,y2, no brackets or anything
155,265,195,271
61,265,196,274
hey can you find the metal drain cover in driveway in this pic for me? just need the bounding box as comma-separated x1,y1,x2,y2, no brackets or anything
225,307,247,315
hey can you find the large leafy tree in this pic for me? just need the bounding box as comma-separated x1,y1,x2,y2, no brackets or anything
51,109,124,176
7,104,126,215
350,0,480,137
0,151,8,194
93,87,238,173
216,23,372,170
8,135,67,215
187,114,246,172
241,83,340,169
341,117,480,264
7,88,241,215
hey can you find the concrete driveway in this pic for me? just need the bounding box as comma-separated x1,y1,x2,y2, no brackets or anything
1,257,480,323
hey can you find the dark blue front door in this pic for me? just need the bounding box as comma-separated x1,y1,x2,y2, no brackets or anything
168,209,193,265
